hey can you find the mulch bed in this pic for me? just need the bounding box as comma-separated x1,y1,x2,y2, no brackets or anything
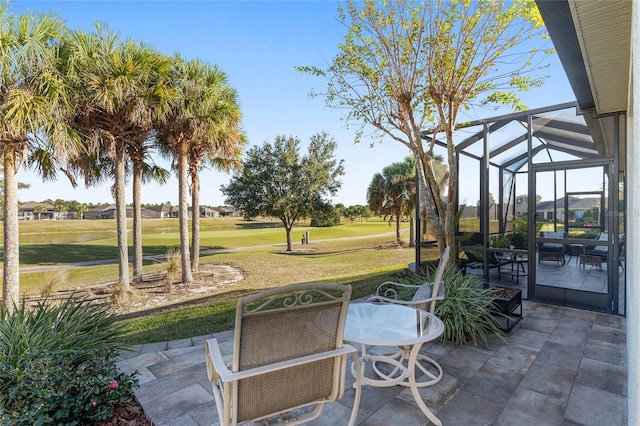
88,399,154,426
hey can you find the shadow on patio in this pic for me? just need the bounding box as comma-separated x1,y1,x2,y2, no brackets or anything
117,298,627,426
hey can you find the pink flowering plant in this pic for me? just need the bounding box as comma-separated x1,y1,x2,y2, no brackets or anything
0,297,139,425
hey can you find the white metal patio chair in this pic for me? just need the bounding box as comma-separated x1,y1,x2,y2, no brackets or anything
205,282,361,426
367,246,450,387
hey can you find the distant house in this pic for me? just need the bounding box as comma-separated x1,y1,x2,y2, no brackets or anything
199,206,219,218
216,206,239,217
459,204,478,220
84,204,109,220
146,203,173,218
161,205,193,218
535,197,600,222
458,203,499,221
17,201,68,220
515,201,527,217
83,204,133,219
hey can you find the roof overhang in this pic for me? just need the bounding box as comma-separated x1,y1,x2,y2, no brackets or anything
536,0,631,166
536,0,631,115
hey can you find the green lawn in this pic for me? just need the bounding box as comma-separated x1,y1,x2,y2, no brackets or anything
2,217,429,344
8,217,405,265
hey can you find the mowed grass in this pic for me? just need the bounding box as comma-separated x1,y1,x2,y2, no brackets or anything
2,217,433,344
7,217,404,265
118,236,425,344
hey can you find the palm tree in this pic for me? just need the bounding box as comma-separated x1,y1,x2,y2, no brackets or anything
186,67,244,272
189,144,244,271
32,205,47,220
76,203,88,219
157,57,243,281
129,138,170,282
66,24,164,300
367,157,416,246
0,5,75,310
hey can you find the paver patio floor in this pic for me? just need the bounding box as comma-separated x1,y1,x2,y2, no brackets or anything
117,300,627,425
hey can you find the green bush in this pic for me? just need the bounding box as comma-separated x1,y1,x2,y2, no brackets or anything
310,208,341,227
489,234,511,248
0,297,138,424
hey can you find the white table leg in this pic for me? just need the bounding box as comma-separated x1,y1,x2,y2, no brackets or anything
407,342,442,426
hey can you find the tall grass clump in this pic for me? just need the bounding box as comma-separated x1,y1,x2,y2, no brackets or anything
0,297,138,425
164,247,180,293
112,282,136,307
40,268,70,298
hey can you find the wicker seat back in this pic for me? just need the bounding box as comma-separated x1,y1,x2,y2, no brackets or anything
233,283,351,423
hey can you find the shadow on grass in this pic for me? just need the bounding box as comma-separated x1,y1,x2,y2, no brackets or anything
13,244,226,265
234,221,283,229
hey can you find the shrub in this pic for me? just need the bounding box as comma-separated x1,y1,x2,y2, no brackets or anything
0,297,138,424
489,234,511,248
386,267,504,348
434,267,505,348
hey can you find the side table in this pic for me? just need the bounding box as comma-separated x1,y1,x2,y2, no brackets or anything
580,253,602,270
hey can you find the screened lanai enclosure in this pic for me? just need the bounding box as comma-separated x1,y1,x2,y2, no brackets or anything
414,102,626,315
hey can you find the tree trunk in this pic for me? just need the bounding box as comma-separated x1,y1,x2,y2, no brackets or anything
395,208,402,245
444,120,459,268
115,149,130,291
132,160,143,283
409,214,415,248
190,167,200,272
178,146,193,283
415,150,446,251
284,220,293,251
2,152,20,311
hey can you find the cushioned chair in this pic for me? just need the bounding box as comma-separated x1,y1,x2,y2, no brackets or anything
584,232,625,270
206,283,362,426
538,231,566,264
366,246,450,387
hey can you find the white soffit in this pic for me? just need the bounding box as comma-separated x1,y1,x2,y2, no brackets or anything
569,0,631,114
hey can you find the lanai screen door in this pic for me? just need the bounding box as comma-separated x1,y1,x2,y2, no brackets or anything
528,159,623,314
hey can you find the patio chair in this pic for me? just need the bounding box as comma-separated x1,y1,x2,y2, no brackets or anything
537,231,567,264
366,246,450,387
584,232,625,270
368,246,450,314
205,283,362,426
463,247,509,279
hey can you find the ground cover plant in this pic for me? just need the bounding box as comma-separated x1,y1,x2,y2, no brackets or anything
0,297,138,424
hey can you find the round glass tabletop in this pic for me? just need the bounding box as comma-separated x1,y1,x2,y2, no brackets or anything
344,303,444,347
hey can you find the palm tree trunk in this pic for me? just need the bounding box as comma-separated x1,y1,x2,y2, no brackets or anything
115,150,130,291
178,147,193,283
133,160,143,283
190,168,200,272
2,152,20,311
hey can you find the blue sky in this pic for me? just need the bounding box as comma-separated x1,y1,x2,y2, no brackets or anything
15,0,578,207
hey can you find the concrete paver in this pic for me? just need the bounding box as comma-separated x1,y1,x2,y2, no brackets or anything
120,300,628,425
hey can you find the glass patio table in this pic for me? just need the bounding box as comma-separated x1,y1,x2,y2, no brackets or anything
494,250,528,286
344,302,445,426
